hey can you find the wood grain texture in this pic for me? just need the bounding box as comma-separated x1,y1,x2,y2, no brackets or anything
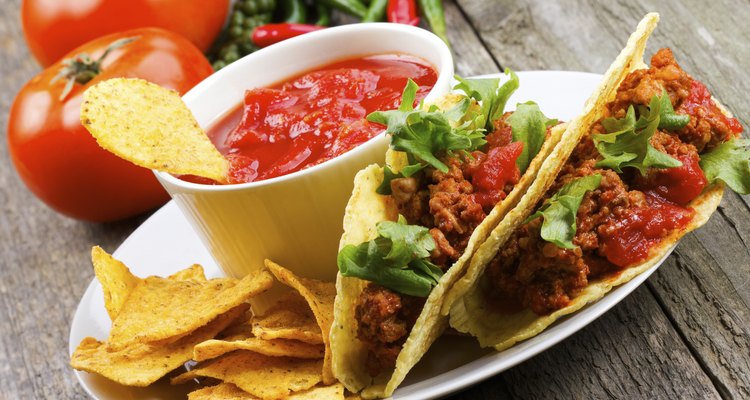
500,287,720,399
1,0,749,399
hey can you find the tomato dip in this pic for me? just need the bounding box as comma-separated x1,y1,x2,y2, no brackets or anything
187,54,437,184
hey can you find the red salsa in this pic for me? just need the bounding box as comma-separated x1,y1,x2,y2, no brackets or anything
190,54,437,184
602,194,694,267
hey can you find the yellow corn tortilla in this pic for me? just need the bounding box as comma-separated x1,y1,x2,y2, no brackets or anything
107,270,273,350
447,13,727,350
193,336,325,362
188,382,345,400
92,248,207,321
91,246,141,321
70,304,247,386
331,91,570,397
251,291,325,345
173,351,323,399
168,264,208,281
80,78,228,182
264,260,337,385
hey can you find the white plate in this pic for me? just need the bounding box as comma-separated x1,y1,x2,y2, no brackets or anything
70,71,673,399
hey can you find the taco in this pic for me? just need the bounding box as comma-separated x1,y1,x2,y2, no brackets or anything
445,13,748,351
330,71,573,397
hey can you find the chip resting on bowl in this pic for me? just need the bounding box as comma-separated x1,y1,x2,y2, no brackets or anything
80,78,229,182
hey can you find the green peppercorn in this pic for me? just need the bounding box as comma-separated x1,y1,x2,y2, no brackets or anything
207,0,278,69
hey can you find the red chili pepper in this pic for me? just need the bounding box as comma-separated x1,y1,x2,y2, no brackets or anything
387,0,419,25
252,23,325,48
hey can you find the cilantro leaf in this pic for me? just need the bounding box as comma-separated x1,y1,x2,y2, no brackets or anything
368,79,485,173
507,101,558,173
336,216,443,297
525,174,602,249
454,69,519,131
593,94,682,175
700,138,750,194
378,215,435,266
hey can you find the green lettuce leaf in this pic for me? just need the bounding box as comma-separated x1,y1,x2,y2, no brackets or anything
700,138,750,194
368,79,485,173
656,89,690,130
525,174,602,249
453,69,519,131
336,215,443,297
507,101,558,173
593,93,682,175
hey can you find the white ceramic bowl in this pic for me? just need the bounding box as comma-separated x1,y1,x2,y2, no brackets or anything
154,23,454,284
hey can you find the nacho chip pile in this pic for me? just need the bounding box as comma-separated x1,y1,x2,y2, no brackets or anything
70,247,343,399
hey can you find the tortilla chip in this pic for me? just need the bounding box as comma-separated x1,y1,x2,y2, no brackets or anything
169,264,208,281
107,271,273,350
80,78,228,182
193,337,324,361
70,304,247,386
91,246,141,321
170,369,200,386
252,291,324,345
188,382,345,400
264,261,337,385
176,351,322,399
289,383,346,400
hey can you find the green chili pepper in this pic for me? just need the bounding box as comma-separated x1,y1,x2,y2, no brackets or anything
314,3,332,26
362,0,387,21
417,0,449,46
319,0,368,18
282,0,307,23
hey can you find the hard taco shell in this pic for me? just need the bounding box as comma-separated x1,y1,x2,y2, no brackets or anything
445,12,728,351
331,93,569,397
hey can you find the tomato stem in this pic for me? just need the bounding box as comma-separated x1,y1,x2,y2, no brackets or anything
51,36,138,101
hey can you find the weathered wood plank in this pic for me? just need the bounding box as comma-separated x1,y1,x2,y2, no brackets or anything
500,287,720,399
442,0,501,77
649,199,750,399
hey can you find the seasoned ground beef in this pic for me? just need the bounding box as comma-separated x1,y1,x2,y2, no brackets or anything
390,119,521,269
609,48,740,152
355,284,425,376
486,164,645,315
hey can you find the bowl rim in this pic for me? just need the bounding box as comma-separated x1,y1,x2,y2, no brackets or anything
154,22,454,192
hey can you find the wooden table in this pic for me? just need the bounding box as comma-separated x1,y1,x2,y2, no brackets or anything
2,1,748,398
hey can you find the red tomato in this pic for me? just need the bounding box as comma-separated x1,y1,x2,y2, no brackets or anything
7,28,214,222
22,0,229,66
